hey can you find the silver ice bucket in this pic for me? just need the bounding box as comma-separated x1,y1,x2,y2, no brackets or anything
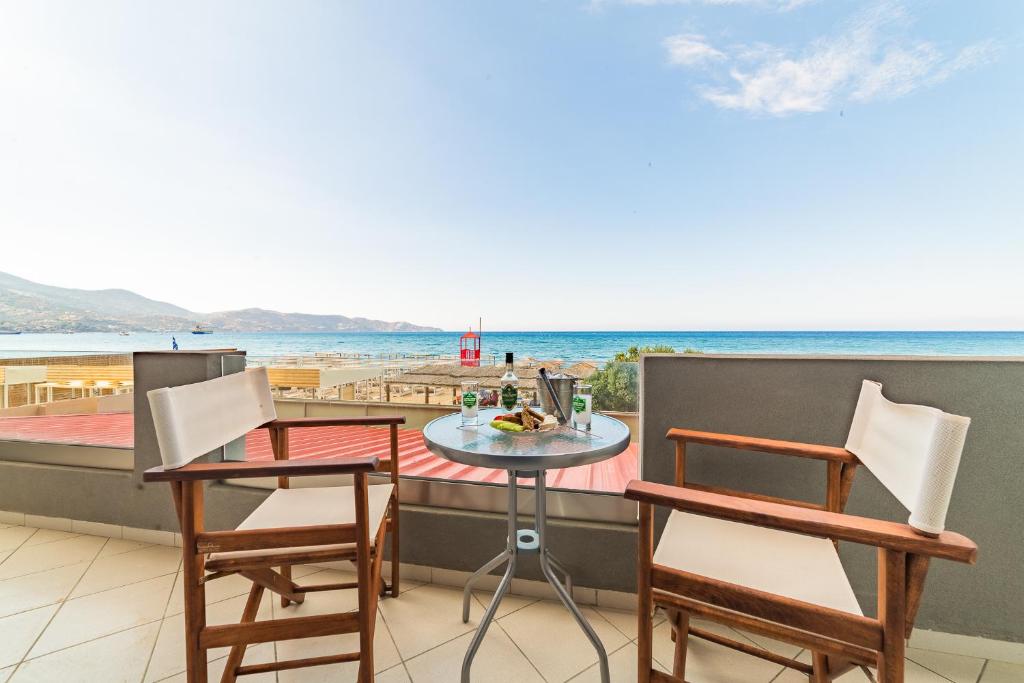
538,372,576,421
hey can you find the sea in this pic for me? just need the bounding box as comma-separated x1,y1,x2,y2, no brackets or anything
1,331,1023,363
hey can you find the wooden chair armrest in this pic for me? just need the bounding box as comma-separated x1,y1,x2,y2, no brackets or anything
625,480,977,563
667,428,858,464
262,416,405,429
143,456,380,483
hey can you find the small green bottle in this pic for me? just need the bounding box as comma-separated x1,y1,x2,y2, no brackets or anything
500,352,519,411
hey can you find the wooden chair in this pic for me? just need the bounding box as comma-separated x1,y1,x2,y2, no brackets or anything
630,380,978,683
142,367,404,683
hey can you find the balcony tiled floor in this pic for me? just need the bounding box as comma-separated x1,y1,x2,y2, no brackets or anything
1,522,1020,682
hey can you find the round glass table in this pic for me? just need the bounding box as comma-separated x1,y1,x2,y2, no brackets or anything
423,408,631,683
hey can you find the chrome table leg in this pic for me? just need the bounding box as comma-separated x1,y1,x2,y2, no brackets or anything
461,469,519,683
536,474,610,683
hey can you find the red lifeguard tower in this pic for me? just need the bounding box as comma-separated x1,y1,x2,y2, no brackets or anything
460,328,481,367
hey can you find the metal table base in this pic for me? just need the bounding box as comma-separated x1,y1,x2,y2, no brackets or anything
459,469,610,683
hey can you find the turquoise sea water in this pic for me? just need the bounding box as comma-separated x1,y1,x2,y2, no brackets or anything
1,331,1023,362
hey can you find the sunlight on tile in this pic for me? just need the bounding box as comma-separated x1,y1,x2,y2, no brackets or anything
29,573,175,658
379,585,483,660
906,646,986,682
471,589,538,620
404,622,543,683
0,562,89,619
981,660,1024,682
70,545,181,598
12,621,160,683
498,599,629,682
0,535,105,581
0,605,59,669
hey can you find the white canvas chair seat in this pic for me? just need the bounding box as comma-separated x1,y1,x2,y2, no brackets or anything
654,510,862,616
208,484,394,564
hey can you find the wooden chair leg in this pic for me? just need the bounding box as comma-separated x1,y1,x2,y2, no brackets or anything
354,473,375,683
389,425,400,598
279,565,293,607
878,549,907,683
671,609,691,679
220,583,265,683
637,502,654,683
179,481,208,683
811,652,831,682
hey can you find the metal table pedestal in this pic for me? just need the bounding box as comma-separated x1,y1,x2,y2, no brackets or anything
459,470,610,683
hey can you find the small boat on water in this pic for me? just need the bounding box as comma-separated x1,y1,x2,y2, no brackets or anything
0,328,21,335
192,323,214,335
118,331,131,336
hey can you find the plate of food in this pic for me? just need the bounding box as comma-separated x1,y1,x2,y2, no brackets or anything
489,405,560,434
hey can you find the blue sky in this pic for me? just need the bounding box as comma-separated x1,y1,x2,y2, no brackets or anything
0,1,1021,330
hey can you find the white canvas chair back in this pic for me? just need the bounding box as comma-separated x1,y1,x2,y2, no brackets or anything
148,367,277,470
845,380,970,535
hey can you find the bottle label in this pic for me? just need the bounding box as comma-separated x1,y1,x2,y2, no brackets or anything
462,392,477,408
501,385,518,410
573,396,586,413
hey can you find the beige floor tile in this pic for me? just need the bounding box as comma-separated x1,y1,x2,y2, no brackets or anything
12,621,159,683
907,647,986,682
151,644,276,682
71,545,181,598
0,527,35,553
0,665,12,682
593,606,667,641
0,605,59,668
98,538,153,558
404,621,543,683
499,599,630,682
569,641,670,682
277,614,401,682
0,535,105,580
376,665,412,682
146,591,274,681
23,528,80,546
30,573,175,658
0,562,89,618
773,651,959,682
472,589,538,620
379,584,483,660
652,620,784,683
981,660,1024,682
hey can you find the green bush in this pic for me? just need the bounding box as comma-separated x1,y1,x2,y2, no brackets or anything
591,345,702,412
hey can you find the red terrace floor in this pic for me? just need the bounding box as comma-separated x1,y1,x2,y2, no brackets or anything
0,412,638,494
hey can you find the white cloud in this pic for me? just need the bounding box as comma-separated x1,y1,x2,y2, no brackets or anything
664,34,725,66
664,2,1000,115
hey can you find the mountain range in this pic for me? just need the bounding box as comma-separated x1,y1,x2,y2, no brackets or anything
0,271,440,333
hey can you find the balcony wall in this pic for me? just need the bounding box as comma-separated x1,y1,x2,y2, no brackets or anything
641,354,1024,643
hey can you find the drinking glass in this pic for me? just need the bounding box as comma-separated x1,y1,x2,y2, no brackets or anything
572,383,592,431
461,380,480,426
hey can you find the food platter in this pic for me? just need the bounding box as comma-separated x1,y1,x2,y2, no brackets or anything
488,404,560,434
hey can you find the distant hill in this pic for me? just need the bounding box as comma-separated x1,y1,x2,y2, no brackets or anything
0,271,440,333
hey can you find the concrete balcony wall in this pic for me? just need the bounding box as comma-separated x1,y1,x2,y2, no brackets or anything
640,354,1024,643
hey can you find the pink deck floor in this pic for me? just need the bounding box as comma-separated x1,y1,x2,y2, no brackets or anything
0,412,637,493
